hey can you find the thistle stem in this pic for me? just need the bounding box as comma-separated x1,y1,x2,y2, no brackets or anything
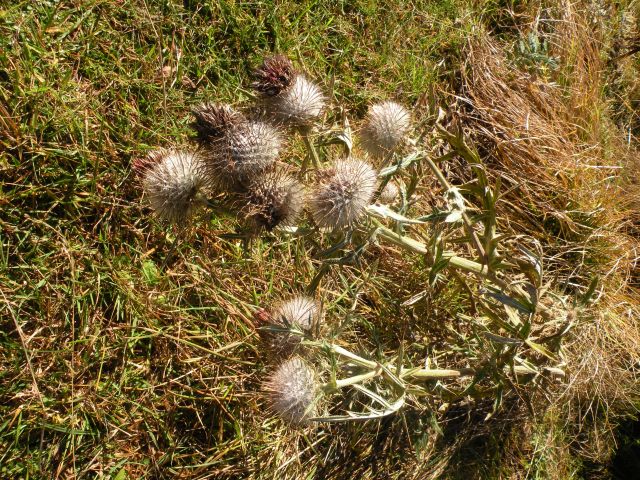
422,154,487,262
330,344,378,369
371,219,506,286
301,129,320,173
325,342,564,383
334,369,381,389
400,367,474,379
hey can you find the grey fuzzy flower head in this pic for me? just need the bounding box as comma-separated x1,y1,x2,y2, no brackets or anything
361,101,411,158
191,103,282,188
243,171,305,231
265,356,319,425
252,55,325,127
378,181,399,205
136,149,207,226
273,296,322,332
309,158,377,230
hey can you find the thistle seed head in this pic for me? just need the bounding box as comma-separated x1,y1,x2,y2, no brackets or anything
192,104,282,188
191,103,244,145
139,149,207,225
256,297,321,359
361,101,411,158
273,75,326,127
265,357,319,425
243,171,305,231
228,120,282,175
378,181,399,205
273,296,322,332
253,56,325,127
203,119,282,189
309,158,377,230
252,55,295,97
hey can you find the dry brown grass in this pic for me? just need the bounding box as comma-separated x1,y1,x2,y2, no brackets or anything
450,0,640,470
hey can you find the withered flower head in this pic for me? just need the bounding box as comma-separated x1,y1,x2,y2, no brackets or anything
243,171,305,231
138,148,207,225
192,103,282,188
264,356,319,425
252,55,325,127
252,55,295,97
361,101,411,158
191,103,244,145
309,158,377,230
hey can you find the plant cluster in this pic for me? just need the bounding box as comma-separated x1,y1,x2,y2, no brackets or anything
135,55,581,427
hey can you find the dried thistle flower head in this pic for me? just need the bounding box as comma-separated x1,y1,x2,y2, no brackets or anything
309,158,377,230
252,55,295,97
192,103,282,187
252,55,325,127
138,149,207,226
378,181,399,204
191,103,244,144
243,171,305,231
259,296,322,357
265,357,319,425
274,296,322,332
361,101,411,158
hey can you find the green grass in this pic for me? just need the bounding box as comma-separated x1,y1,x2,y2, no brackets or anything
1,0,639,478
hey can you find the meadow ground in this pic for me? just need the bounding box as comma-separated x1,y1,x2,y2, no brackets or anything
1,0,639,478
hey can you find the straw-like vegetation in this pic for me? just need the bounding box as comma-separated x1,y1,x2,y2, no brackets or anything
1,0,639,478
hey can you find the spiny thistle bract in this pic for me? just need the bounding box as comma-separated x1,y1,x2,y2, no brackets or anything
378,181,399,204
135,148,207,226
252,55,325,127
309,158,377,230
243,171,305,231
192,103,282,188
361,101,411,158
264,356,319,425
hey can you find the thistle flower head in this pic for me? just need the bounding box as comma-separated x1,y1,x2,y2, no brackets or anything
361,101,411,158
243,171,305,231
252,55,295,96
192,103,282,188
138,149,207,226
309,158,377,230
252,55,325,127
191,103,244,145
273,296,322,332
265,357,319,424
378,181,399,205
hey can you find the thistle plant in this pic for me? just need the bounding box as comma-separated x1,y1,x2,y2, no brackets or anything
135,53,579,428
259,290,570,425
